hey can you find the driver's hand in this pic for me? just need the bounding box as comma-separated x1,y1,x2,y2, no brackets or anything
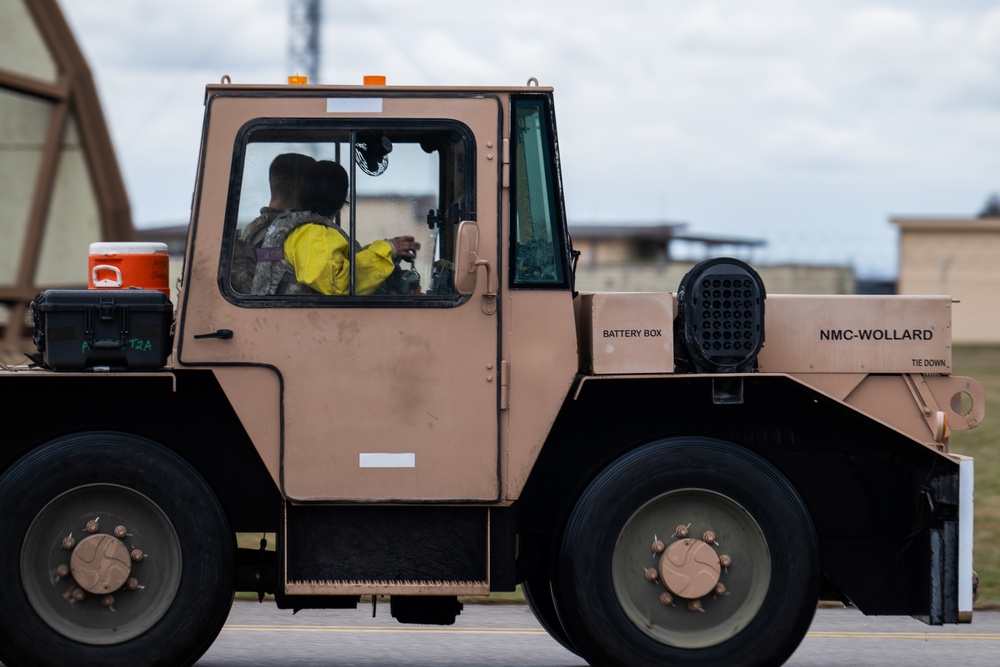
390,236,421,260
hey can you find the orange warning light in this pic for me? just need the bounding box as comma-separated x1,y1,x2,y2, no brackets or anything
363,75,387,86
288,75,308,85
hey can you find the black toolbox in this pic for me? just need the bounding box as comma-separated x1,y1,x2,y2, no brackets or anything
30,289,173,371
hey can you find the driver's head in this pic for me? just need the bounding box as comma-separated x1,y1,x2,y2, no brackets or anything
268,153,316,209
301,160,349,217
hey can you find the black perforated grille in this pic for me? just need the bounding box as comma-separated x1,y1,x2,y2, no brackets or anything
678,259,766,373
692,274,762,357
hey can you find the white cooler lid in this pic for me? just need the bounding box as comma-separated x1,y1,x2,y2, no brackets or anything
89,241,169,255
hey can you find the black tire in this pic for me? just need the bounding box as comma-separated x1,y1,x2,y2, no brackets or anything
556,437,820,667
522,572,578,656
0,432,235,667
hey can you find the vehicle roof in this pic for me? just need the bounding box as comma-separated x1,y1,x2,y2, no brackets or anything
204,80,555,100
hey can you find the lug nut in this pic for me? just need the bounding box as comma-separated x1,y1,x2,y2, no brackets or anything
114,525,128,538
644,567,659,582
56,564,70,578
659,592,674,606
719,554,732,568
651,539,665,554
85,520,99,534
130,549,144,562
703,530,717,544
674,524,689,538
72,588,86,602
714,583,727,596
688,599,702,612
62,536,75,550
100,595,115,607
126,577,139,591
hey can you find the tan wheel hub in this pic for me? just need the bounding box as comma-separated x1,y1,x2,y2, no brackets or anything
69,534,133,594
658,538,721,599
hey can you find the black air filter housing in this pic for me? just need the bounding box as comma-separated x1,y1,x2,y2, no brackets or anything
677,258,766,373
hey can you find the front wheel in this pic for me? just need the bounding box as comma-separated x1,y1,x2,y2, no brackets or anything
0,432,235,667
556,437,820,667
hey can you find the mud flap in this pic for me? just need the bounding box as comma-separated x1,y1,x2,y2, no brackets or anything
924,521,959,624
917,458,973,625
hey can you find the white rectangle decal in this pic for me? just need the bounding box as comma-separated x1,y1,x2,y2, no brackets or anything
360,453,415,468
327,98,382,113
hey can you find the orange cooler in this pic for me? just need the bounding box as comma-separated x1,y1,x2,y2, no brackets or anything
89,242,170,298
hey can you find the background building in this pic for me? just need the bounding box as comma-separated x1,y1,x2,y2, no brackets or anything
893,195,1000,344
571,223,857,295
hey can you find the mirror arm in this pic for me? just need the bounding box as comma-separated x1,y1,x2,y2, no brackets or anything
471,253,497,298
471,252,498,314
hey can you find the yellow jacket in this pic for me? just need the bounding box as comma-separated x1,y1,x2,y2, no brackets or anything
284,223,396,295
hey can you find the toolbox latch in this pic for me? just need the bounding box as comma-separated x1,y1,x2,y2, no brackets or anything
99,298,115,321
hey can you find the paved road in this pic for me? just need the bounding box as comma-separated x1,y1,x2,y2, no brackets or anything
194,602,1000,667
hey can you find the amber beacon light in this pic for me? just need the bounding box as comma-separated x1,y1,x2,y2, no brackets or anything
288,75,308,85
363,75,387,86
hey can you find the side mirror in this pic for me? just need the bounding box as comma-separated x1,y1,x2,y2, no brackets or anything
454,221,481,295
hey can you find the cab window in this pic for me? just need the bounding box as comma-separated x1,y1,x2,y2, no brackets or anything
510,96,570,288
225,122,473,303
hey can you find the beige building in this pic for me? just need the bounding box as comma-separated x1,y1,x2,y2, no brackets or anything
571,224,857,296
893,202,1000,344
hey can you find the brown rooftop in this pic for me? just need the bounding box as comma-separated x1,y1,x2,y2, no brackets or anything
570,223,765,248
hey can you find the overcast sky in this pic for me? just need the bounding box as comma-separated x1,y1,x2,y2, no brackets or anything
60,0,1000,278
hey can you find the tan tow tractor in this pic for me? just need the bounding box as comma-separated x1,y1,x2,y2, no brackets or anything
0,76,984,667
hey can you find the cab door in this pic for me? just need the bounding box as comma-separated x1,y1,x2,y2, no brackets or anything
178,91,501,502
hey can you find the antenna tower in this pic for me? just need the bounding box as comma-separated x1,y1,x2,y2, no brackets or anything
289,0,321,83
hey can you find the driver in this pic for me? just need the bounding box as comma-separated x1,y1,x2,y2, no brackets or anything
251,160,420,296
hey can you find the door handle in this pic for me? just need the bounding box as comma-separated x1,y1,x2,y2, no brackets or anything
193,329,233,340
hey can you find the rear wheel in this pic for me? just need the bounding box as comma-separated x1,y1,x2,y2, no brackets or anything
556,437,820,667
0,432,235,667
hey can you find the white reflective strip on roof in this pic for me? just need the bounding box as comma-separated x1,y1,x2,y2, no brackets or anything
359,453,415,468
327,98,382,113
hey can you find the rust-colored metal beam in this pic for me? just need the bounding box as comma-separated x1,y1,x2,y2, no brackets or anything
15,89,68,289
3,75,68,350
1,0,135,353
0,68,68,101
24,0,134,242
0,286,70,304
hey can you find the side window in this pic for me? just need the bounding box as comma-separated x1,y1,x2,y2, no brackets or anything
225,124,472,302
511,97,569,287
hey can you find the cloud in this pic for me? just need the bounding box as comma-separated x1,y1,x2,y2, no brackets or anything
671,2,812,56
56,0,1000,274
